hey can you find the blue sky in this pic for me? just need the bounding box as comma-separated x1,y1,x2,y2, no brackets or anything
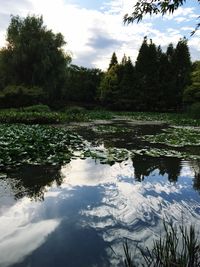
0,0,199,69
69,0,104,10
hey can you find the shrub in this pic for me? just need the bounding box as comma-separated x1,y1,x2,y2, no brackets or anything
0,85,47,108
188,102,200,119
21,104,51,113
64,106,86,114
0,111,63,124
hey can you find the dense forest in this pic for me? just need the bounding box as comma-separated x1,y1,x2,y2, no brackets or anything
0,15,199,112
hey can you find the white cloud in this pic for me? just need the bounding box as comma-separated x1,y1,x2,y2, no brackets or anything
181,26,194,31
174,16,189,23
0,0,199,69
163,7,197,20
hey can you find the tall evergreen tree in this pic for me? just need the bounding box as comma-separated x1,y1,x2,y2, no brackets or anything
173,38,192,109
118,57,136,109
108,52,118,70
157,44,176,110
121,54,128,65
135,36,149,109
99,52,120,107
135,37,159,110
166,43,175,63
99,64,120,107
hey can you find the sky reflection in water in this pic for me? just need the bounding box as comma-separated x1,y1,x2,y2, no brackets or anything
0,157,200,267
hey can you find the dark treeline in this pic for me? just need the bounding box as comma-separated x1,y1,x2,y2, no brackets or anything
100,37,192,111
0,15,199,111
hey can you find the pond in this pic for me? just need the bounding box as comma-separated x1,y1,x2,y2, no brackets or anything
0,121,200,267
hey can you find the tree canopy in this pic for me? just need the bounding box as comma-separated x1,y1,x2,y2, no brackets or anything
0,15,71,106
184,61,200,104
124,0,200,34
98,37,191,111
0,14,196,111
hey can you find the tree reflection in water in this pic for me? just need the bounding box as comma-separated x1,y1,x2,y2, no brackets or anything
2,156,200,202
132,156,182,183
5,165,62,201
189,159,200,193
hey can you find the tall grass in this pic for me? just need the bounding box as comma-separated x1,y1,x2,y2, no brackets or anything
124,222,200,267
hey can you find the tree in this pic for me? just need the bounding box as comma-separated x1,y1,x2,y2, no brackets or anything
108,52,118,70
173,38,191,109
118,56,136,109
166,43,175,63
135,37,159,110
183,61,200,104
156,43,177,111
65,65,102,104
121,54,128,65
0,15,71,106
0,85,45,108
124,0,200,35
99,53,121,107
156,47,170,110
99,64,120,107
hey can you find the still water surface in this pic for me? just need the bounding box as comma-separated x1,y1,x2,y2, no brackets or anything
0,123,200,267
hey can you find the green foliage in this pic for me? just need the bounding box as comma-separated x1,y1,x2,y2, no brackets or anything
135,37,191,111
108,52,118,70
64,106,86,114
83,109,113,120
0,85,46,108
184,61,200,105
116,111,200,126
65,65,102,103
143,127,200,147
0,109,114,124
0,113,199,170
135,37,160,110
99,37,191,112
173,38,191,109
188,102,200,119
118,57,136,109
0,15,71,105
0,110,64,124
21,104,51,113
0,16,194,112
99,64,120,106
124,0,200,35
0,124,84,168
99,53,137,109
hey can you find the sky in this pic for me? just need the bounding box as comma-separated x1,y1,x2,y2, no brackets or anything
0,0,200,70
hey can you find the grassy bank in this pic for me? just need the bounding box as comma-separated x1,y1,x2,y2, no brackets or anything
0,109,114,124
0,107,200,126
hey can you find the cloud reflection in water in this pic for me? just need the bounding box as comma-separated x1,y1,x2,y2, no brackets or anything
61,158,200,258
0,196,60,267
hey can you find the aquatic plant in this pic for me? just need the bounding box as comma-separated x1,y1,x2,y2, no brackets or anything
0,124,84,169
0,109,114,124
143,127,200,147
123,222,200,267
116,112,200,127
